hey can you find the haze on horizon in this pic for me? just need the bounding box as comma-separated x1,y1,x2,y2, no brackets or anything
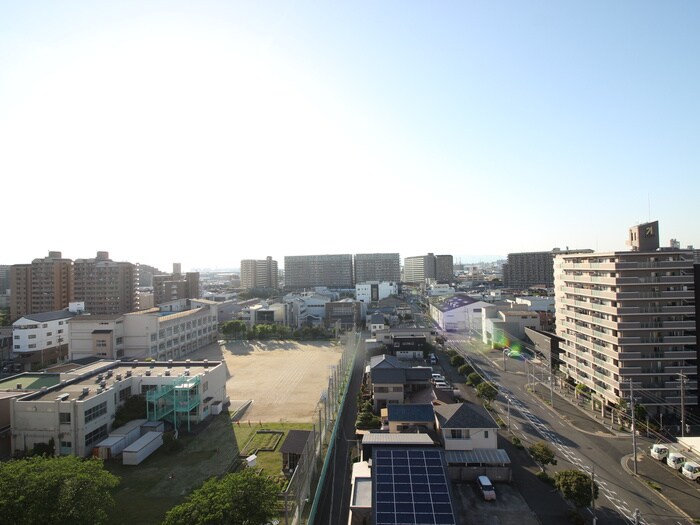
1,1,698,272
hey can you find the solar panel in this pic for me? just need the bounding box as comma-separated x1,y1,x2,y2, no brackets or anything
373,448,457,525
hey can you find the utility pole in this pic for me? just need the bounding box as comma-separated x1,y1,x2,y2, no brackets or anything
591,464,597,525
630,379,638,475
680,373,686,438
549,359,554,408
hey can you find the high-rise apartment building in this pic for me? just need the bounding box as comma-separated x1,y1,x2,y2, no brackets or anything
403,253,437,284
435,254,454,283
354,253,401,284
284,254,354,289
0,265,10,293
240,256,278,290
503,248,593,289
10,252,74,321
153,263,200,305
73,252,136,315
554,221,697,415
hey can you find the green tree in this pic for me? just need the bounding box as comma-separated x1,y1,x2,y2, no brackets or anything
163,469,280,525
466,372,483,387
457,363,474,377
113,394,147,428
450,354,466,367
476,382,498,405
221,320,247,340
0,455,119,525
528,441,557,472
553,470,598,509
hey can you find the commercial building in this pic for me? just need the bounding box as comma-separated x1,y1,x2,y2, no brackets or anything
481,304,540,347
73,251,136,315
430,294,492,333
10,251,74,321
240,256,278,290
503,248,593,289
554,221,698,414
354,253,401,284
6,359,227,457
355,281,398,304
284,254,354,290
325,299,363,330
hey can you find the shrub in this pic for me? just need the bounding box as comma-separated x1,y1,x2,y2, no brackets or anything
450,355,466,367
458,363,474,377
466,372,482,387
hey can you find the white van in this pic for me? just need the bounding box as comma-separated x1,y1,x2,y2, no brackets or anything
650,444,669,461
681,461,700,481
667,452,686,470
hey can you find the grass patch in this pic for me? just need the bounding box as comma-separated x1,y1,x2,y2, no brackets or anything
645,480,662,491
233,422,313,478
105,416,313,525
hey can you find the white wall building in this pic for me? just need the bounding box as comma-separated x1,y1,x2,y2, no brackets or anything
355,281,398,304
481,304,540,347
12,311,76,356
429,294,491,333
10,359,227,457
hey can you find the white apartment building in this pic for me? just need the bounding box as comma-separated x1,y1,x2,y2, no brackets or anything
69,302,219,361
554,221,697,413
9,359,227,457
355,281,398,304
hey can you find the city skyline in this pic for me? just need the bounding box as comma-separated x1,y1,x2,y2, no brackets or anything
1,1,698,271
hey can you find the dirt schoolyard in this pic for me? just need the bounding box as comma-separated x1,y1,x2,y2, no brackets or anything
189,340,344,422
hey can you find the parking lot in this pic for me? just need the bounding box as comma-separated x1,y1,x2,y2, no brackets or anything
451,480,540,525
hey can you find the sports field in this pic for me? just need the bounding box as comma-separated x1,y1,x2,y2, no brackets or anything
189,340,344,422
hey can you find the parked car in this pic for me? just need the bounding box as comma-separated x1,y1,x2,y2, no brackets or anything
667,452,686,470
681,461,700,481
650,443,669,461
477,475,496,501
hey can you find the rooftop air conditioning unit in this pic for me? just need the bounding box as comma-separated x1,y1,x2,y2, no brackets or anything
165,370,171,376
145,370,151,376
82,387,90,396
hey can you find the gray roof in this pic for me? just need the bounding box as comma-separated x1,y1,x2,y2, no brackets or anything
370,354,405,370
280,430,311,455
444,448,510,466
371,368,407,384
370,313,385,324
19,310,77,323
434,402,498,429
387,403,435,422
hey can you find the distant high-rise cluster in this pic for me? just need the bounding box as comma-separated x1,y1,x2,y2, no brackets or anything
502,248,593,289
403,253,453,284
240,256,278,290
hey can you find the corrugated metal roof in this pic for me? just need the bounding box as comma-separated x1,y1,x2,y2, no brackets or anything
444,448,511,465
362,433,435,445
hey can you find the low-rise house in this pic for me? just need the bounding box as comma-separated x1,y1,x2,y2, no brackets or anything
368,354,432,411
433,402,498,451
386,403,435,433
368,313,386,337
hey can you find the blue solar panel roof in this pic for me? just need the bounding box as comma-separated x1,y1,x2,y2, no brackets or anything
372,448,457,525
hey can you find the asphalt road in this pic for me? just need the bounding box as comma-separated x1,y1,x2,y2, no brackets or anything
444,332,698,525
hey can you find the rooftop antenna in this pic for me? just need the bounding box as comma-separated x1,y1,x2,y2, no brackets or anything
648,194,651,222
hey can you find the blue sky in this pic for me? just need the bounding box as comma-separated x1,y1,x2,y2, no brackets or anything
1,1,698,270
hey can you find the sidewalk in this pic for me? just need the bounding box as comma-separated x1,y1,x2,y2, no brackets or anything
623,451,700,520
532,378,700,520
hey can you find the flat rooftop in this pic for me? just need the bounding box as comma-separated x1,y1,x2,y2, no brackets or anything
20,361,222,403
0,374,61,391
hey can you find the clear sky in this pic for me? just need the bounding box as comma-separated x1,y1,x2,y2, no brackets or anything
1,1,698,271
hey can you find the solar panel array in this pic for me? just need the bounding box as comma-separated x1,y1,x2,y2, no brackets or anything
373,448,457,525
